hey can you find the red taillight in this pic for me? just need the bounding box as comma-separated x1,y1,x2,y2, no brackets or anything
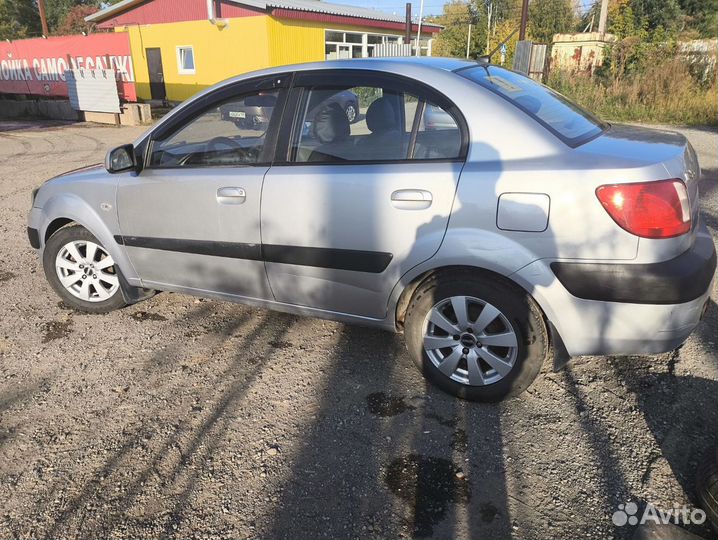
596,179,691,239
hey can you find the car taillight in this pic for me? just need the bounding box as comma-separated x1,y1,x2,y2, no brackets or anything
596,179,691,239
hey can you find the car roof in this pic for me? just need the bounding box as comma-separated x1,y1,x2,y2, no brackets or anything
220,57,480,85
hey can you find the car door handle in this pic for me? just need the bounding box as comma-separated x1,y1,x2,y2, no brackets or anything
217,187,246,205
391,189,433,210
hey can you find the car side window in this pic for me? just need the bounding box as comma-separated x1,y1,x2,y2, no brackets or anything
149,89,280,168
290,84,461,163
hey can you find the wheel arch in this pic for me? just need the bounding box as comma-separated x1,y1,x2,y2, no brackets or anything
39,193,139,283
391,263,569,370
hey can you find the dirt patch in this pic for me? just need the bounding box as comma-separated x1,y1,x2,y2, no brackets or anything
39,319,73,343
130,311,168,322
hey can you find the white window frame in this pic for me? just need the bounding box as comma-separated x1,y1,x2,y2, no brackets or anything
176,45,196,75
324,30,404,60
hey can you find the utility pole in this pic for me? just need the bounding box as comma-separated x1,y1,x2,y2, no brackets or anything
37,0,49,37
518,0,529,40
466,24,472,59
415,0,424,56
405,3,412,45
598,0,609,34
486,1,492,55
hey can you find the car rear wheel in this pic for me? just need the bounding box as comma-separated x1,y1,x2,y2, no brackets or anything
43,225,127,314
404,271,548,402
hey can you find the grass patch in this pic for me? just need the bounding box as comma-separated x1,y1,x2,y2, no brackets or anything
548,58,718,126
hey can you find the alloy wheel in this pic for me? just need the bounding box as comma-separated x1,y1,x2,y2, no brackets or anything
345,104,357,123
423,296,518,386
55,240,120,302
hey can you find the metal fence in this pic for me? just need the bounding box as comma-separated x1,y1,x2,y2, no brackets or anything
513,41,548,82
374,43,413,57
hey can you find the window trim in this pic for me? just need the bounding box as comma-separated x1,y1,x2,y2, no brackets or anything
273,69,469,167
324,29,404,60
176,45,196,75
143,75,291,171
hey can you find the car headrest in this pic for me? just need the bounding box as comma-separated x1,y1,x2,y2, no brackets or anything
313,103,350,144
366,97,398,134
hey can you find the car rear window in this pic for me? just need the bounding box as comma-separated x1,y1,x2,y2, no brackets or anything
458,65,606,147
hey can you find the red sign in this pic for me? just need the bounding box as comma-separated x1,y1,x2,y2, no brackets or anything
0,33,136,101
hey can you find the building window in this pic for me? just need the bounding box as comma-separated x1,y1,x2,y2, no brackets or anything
176,46,195,75
324,30,404,60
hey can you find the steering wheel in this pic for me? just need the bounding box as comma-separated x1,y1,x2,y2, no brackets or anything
206,136,241,154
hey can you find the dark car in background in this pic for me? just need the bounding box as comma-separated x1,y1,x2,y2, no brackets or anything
221,89,359,129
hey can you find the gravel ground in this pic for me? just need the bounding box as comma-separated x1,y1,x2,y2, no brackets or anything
0,119,716,540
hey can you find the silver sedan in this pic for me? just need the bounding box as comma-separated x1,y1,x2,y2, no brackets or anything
28,57,716,401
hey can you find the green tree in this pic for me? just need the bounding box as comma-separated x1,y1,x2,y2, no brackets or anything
527,0,575,43
44,0,102,34
629,0,683,33
678,0,718,37
429,1,485,58
54,3,97,35
0,0,42,40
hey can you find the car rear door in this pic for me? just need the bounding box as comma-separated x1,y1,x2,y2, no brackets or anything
260,70,468,319
116,75,288,299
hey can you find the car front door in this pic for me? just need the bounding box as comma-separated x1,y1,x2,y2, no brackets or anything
260,70,468,319
117,75,288,299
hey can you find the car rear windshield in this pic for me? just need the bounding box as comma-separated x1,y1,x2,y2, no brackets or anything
458,65,606,147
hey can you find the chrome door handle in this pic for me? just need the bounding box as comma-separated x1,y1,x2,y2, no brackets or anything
217,187,246,205
391,189,433,210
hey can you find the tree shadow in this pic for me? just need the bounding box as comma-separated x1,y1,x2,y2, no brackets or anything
39,307,297,539
257,324,513,540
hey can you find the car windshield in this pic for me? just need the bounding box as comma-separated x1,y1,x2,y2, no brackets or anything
458,65,606,147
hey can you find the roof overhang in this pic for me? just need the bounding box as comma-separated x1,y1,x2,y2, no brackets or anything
86,0,442,32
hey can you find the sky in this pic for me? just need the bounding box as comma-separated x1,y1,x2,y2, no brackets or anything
330,0,450,18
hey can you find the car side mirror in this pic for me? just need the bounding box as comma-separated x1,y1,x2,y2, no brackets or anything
105,144,138,174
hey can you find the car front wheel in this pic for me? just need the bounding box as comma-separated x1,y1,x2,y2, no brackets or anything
404,271,547,402
43,225,127,313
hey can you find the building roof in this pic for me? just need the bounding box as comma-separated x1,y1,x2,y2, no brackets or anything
87,0,442,30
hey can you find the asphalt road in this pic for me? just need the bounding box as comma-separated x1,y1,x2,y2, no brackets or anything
0,119,716,540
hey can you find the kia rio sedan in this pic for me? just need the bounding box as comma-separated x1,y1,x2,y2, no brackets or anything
28,58,716,402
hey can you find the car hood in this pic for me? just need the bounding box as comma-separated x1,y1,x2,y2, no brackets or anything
49,163,104,181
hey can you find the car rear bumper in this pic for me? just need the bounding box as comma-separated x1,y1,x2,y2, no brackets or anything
512,224,716,356
550,231,716,305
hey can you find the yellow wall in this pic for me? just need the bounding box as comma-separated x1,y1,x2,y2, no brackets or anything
266,17,406,66
119,15,407,101
120,16,269,101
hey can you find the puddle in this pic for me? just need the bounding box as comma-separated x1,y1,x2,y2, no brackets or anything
385,453,471,537
366,392,415,417
0,270,16,283
130,311,168,322
40,320,73,343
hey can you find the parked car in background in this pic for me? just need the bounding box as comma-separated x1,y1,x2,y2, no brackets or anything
28,58,716,402
221,89,359,129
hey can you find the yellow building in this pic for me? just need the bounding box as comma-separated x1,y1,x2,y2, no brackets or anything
86,0,441,102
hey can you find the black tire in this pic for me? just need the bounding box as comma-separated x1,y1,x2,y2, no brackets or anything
696,448,718,533
43,225,128,314
404,271,548,402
